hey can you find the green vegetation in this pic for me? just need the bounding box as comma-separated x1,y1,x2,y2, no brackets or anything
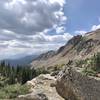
35,67,49,75
76,53,100,76
0,61,50,99
75,36,87,53
82,67,97,76
0,61,37,84
52,64,66,71
0,61,51,84
92,52,100,72
0,83,30,99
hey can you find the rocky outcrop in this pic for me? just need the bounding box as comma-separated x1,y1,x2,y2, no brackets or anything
18,74,64,100
55,67,100,100
67,35,82,46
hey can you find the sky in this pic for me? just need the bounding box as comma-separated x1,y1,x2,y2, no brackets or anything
0,0,100,60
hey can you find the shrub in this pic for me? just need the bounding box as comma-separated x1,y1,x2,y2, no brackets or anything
0,83,30,99
92,52,100,72
82,67,97,76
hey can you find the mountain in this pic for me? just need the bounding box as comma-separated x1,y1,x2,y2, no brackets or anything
31,29,100,69
33,50,56,61
2,55,38,67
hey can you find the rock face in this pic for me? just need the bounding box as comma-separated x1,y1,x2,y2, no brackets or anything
55,67,100,100
18,74,64,100
67,35,82,46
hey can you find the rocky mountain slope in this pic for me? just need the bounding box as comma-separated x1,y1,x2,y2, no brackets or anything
31,29,100,69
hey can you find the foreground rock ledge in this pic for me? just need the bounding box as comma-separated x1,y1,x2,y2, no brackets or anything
55,67,100,100
18,74,64,100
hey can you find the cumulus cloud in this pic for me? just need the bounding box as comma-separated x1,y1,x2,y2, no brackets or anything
0,32,73,59
0,0,66,35
0,32,73,49
91,24,100,31
75,22,100,36
55,26,65,34
31,32,72,43
0,0,74,59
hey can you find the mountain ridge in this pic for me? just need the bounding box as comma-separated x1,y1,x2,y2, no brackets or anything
31,29,100,69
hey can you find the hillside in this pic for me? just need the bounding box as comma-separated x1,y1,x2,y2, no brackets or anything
31,29,100,69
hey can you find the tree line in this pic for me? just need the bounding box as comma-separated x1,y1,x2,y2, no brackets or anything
0,61,37,84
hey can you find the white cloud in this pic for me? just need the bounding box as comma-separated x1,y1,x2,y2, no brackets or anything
49,0,66,7
55,26,65,34
91,24,100,31
0,0,74,59
75,30,87,36
0,32,73,48
31,32,73,43
2,0,66,35
0,31,73,59
75,22,100,36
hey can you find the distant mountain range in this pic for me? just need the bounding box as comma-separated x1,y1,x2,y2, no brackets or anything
1,55,38,67
31,29,100,69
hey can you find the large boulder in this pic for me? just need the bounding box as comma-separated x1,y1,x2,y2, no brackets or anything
55,67,100,100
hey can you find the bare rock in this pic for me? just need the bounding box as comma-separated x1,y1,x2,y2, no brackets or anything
18,74,64,100
18,93,48,100
55,67,100,100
